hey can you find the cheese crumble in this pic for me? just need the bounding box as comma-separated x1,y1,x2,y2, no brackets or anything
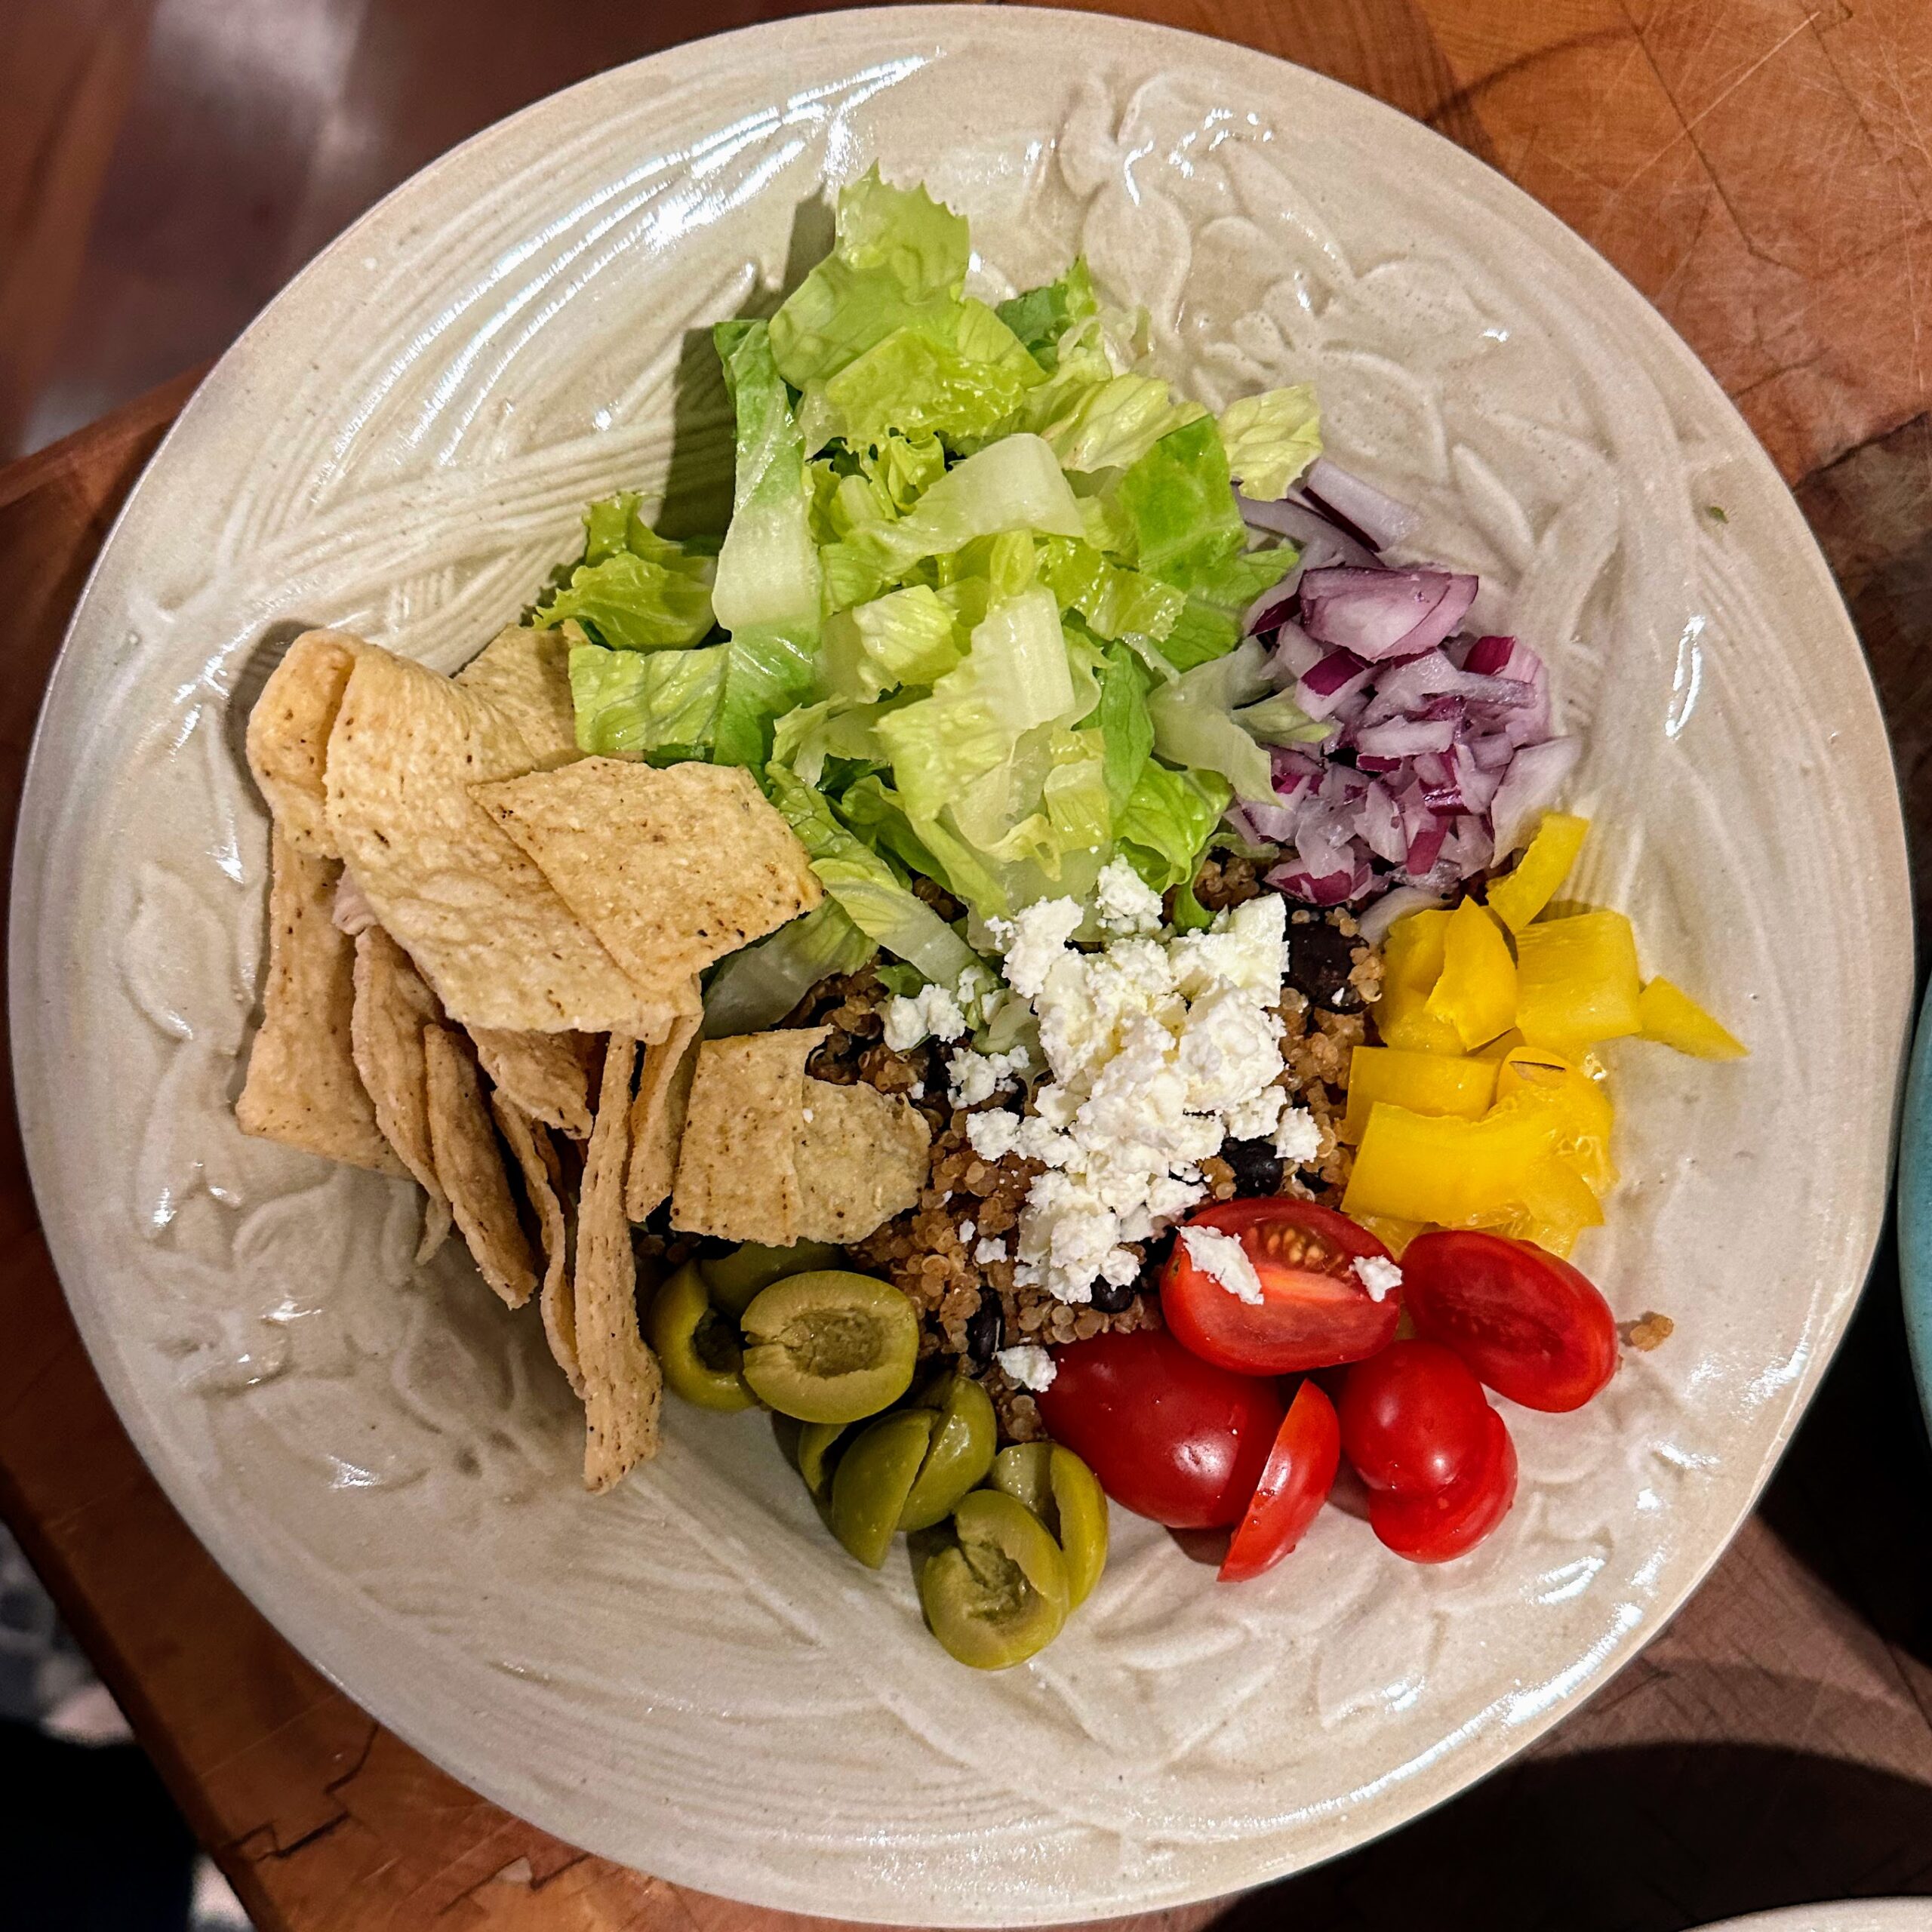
1352,1254,1403,1302
1178,1225,1265,1305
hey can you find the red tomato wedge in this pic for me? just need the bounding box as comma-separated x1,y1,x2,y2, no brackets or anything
1161,1198,1401,1375
1367,1404,1518,1563
1219,1380,1341,1582
1036,1328,1284,1529
1402,1230,1618,1412
1337,1340,1492,1496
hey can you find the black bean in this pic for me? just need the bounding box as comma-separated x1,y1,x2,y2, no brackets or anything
964,1289,1003,1369
1220,1137,1285,1197
1088,1272,1139,1314
1284,918,1360,1010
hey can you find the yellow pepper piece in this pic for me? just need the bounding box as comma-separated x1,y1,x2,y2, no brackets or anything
1343,1097,1561,1228
1352,1213,1427,1258
1494,1046,1617,1192
1506,1157,1605,1259
1487,812,1589,933
1638,977,1748,1060
1475,1029,1525,1062
1514,910,1642,1054
1423,899,1517,1050
1343,1046,1497,1143
1374,909,1463,1055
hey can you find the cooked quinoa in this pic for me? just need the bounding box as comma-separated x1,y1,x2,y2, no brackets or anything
785,896,1385,1443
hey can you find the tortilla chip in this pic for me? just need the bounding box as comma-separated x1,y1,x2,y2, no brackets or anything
237,826,404,1175
423,1024,537,1308
491,1091,580,1398
469,1026,595,1138
625,998,702,1223
324,644,690,1036
245,630,364,859
471,760,820,999
575,1035,662,1491
795,1081,931,1242
350,925,452,1261
454,623,581,769
669,1029,820,1244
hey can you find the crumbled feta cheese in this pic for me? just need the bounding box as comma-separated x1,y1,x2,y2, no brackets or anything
946,1042,1030,1108
958,1220,976,1245
995,897,1085,998
995,1343,1057,1392
1274,1105,1323,1166
1179,1225,1266,1304
1352,1254,1403,1302
1223,1084,1287,1143
974,1234,1009,1264
994,894,1289,1303
1093,857,1164,937
965,1112,1023,1161
881,980,968,1051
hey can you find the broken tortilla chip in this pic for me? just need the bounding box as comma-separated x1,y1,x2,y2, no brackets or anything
795,1081,931,1242
237,826,405,1176
469,1026,596,1139
245,629,364,859
350,925,452,1261
323,644,691,1037
423,1024,538,1308
454,623,581,769
491,1091,580,1398
670,1029,929,1244
576,1035,663,1491
471,760,820,1000
625,999,701,1223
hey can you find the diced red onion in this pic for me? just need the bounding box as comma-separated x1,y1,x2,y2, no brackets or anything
1294,657,1375,723
1270,746,1324,793
1236,493,1383,573
1300,568,1479,663
1229,798,1302,844
1353,715,1457,758
1404,815,1448,875
1463,634,1515,675
1303,457,1423,551
1267,621,1325,682
1489,735,1582,857
1358,884,1447,945
1266,860,1371,906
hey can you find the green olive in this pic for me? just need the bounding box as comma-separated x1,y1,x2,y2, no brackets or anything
701,1240,845,1318
917,1490,1070,1669
898,1373,998,1533
738,1270,918,1424
647,1263,755,1411
989,1443,1109,1607
795,1419,854,1499
829,1410,937,1567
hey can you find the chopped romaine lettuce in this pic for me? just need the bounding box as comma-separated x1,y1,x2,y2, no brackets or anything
996,260,1098,371
1115,761,1232,892
1109,414,1247,589
534,491,716,649
571,641,725,759
822,584,964,700
1146,636,1326,802
1027,370,1206,477
1157,545,1298,672
1092,639,1154,814
702,900,875,1038
1036,537,1184,644
1219,384,1321,499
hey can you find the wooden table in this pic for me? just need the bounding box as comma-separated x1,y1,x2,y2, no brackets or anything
5,4,1932,1927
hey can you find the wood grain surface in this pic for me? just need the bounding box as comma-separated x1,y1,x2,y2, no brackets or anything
2,4,1930,1929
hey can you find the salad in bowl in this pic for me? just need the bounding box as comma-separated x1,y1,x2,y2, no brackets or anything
235,171,1746,1672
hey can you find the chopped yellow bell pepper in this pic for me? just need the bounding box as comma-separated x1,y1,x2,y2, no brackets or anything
1506,1156,1605,1259
1343,1046,1498,1143
1423,899,1517,1050
1475,1029,1526,1062
1343,1097,1561,1228
1514,910,1642,1054
1352,1213,1427,1258
1637,977,1748,1060
1487,813,1589,932
1374,908,1463,1055
1494,1045,1616,1192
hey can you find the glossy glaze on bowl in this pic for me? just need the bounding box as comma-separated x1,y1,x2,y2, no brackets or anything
10,9,1910,1921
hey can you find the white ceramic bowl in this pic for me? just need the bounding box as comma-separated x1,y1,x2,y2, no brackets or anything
11,8,1911,1921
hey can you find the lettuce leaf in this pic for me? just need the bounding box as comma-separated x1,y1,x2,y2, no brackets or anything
570,641,725,759
764,763,981,986
1146,636,1325,802
1093,639,1154,814
1036,537,1184,643
1218,383,1321,499
1116,761,1232,892
1109,414,1247,589
534,491,716,649
997,260,1098,371
1028,370,1207,477
823,584,964,700
806,309,1042,452
702,900,875,1038
1157,544,1298,671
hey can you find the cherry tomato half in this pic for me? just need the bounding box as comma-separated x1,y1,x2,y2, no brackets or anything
1402,1230,1617,1412
1161,1198,1401,1376
1367,1404,1518,1563
1338,1340,1493,1496
1219,1380,1341,1582
1036,1328,1284,1529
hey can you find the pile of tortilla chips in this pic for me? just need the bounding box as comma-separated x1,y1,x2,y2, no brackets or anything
237,626,931,1492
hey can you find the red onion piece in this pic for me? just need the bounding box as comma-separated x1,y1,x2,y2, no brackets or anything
1303,457,1423,550
1300,568,1479,663
1268,621,1325,682
1237,492,1383,573
1267,860,1370,906
1358,884,1447,946
1489,736,1582,857
1464,634,1515,675
1353,716,1458,758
